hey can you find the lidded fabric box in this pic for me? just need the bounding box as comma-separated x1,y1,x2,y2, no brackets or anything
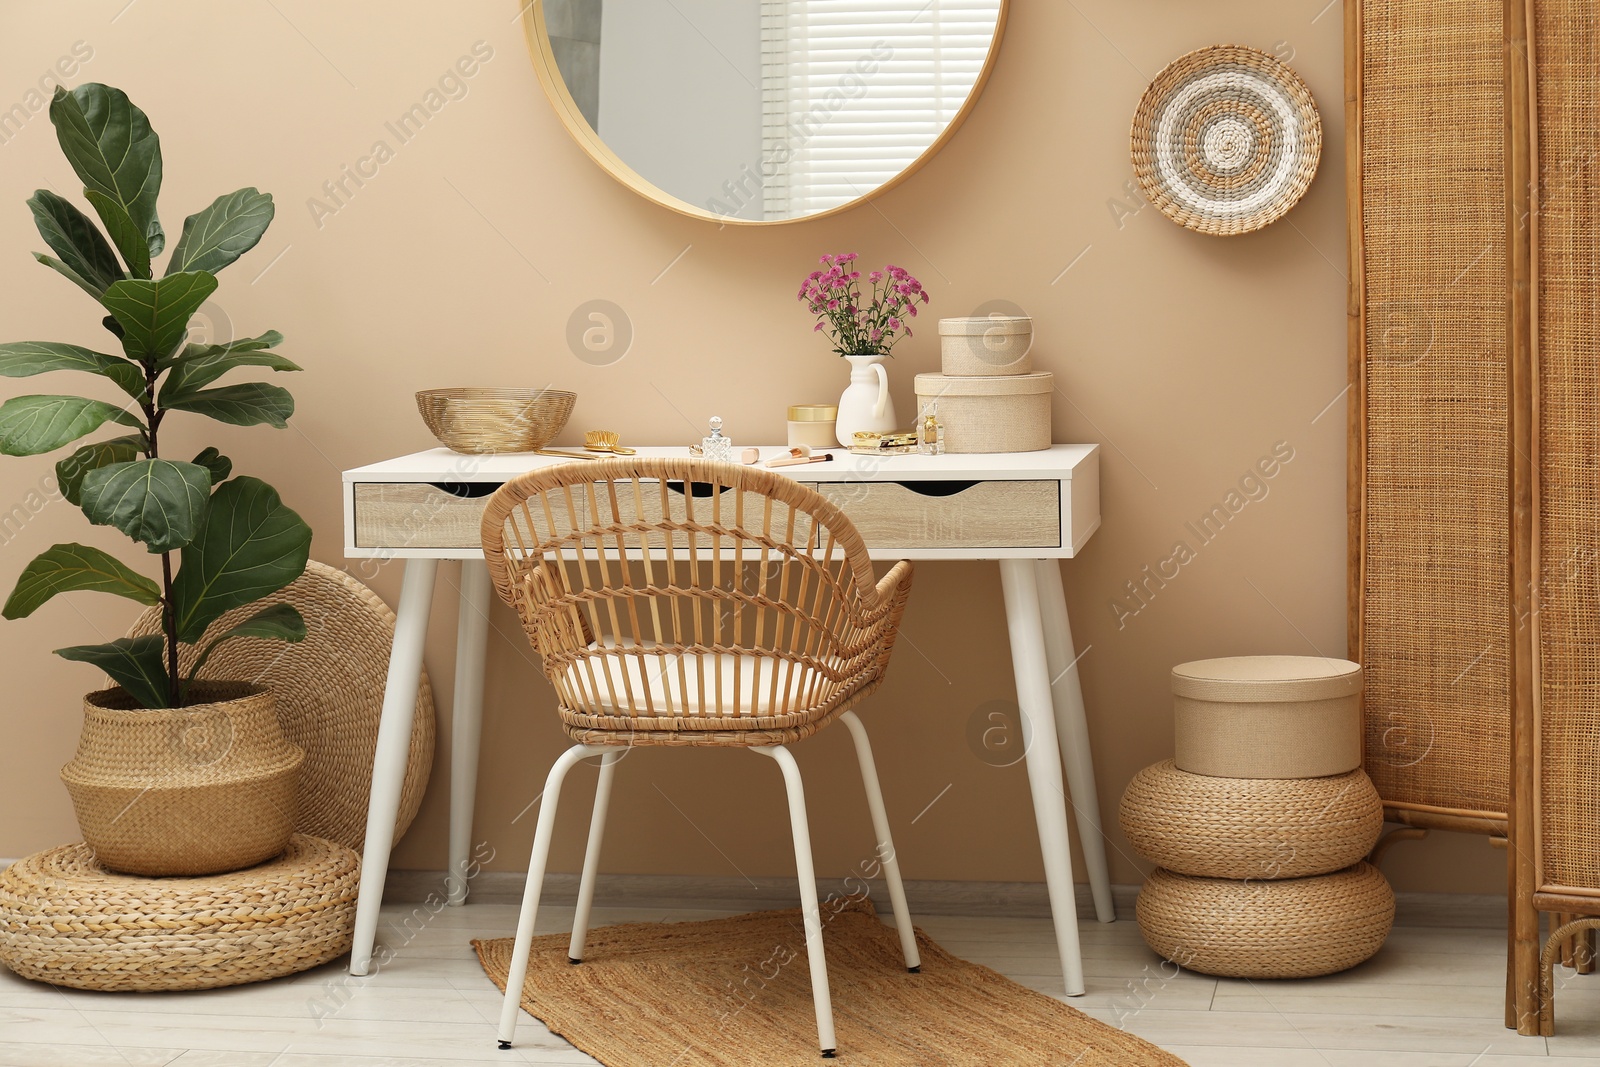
912,372,1052,454
938,316,1034,376
1171,655,1363,779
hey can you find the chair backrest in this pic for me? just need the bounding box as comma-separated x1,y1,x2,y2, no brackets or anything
481,457,897,726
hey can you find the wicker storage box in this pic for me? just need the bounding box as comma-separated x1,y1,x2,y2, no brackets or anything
1172,656,1362,779
1119,760,1383,880
913,372,1052,454
938,316,1033,376
1136,862,1394,978
0,835,358,991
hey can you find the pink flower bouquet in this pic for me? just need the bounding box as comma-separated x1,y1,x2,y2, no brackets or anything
797,253,930,356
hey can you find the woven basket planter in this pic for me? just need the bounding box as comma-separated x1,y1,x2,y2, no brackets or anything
1136,862,1395,979
1119,760,1383,880
129,561,437,853
0,835,358,991
61,683,303,877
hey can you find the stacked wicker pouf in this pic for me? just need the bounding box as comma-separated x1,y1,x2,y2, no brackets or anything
1120,656,1394,979
0,835,359,991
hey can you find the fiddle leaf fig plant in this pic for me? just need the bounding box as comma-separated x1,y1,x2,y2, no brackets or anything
0,84,310,709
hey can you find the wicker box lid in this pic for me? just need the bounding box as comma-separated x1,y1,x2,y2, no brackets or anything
1171,655,1362,703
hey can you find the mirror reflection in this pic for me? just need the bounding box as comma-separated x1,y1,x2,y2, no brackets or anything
540,0,1005,221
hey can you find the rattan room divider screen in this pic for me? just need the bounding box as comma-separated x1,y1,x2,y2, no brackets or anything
1350,0,1600,1035
1348,0,1512,837
1525,0,1600,1036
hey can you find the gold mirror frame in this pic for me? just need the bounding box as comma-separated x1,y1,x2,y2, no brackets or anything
520,0,1010,226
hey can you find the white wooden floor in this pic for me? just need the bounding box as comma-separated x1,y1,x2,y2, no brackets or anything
2,901,1600,1066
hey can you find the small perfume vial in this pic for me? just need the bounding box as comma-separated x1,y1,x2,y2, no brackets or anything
701,415,733,462
917,402,945,455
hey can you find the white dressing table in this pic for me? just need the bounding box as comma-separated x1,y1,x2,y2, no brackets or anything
341,444,1112,994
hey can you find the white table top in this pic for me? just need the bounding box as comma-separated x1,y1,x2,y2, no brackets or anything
343,444,1100,560
343,444,1099,484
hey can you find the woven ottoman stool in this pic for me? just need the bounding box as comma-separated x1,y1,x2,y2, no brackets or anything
1121,655,1393,978
1136,863,1395,979
1120,760,1383,881
0,834,358,991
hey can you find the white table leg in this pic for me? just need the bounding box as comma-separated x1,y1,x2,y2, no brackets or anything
350,557,438,976
999,559,1086,996
1036,558,1115,924
447,558,493,906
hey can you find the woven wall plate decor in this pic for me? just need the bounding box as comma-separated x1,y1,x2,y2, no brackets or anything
129,561,434,852
1130,44,1323,236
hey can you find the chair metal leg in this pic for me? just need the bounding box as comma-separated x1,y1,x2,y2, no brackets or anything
496,743,608,1049
838,710,919,972
754,745,838,1058
568,750,622,963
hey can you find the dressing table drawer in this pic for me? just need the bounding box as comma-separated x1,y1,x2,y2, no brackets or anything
352,482,494,549
815,479,1061,550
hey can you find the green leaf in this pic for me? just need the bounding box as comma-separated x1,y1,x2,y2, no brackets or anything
185,603,305,690
56,635,168,709
100,272,217,364
157,330,282,370
0,341,145,400
27,188,122,294
48,85,164,261
3,542,161,619
159,332,296,401
33,252,106,302
213,601,305,642
166,188,274,276
56,434,146,505
191,447,232,485
80,459,210,553
0,395,141,456
83,189,152,279
171,476,311,643
162,381,294,428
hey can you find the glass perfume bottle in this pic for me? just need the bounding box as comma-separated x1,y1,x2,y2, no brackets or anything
701,416,733,462
917,402,945,455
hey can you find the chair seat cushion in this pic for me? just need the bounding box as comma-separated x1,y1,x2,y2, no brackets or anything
558,639,827,719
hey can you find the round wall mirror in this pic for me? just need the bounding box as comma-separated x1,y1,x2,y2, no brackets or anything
524,0,1008,225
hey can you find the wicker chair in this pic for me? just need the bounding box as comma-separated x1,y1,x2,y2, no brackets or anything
481,457,920,1058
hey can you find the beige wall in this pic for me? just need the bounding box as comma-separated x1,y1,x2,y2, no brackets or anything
0,1,1506,896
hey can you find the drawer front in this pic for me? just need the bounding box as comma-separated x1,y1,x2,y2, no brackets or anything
614,482,821,552
353,483,494,550
815,479,1060,549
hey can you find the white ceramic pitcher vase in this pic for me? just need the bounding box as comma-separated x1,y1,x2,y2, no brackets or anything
834,354,898,447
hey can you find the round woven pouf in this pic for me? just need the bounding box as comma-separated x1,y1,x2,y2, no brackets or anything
1136,862,1395,979
1120,760,1383,880
0,835,358,991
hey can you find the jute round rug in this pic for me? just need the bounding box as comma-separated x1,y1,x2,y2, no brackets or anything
473,899,1188,1066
